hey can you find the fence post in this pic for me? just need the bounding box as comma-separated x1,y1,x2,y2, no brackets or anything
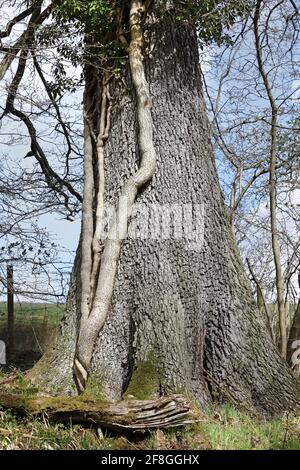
7,264,14,357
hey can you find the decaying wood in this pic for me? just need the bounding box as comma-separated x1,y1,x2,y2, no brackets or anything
0,393,196,432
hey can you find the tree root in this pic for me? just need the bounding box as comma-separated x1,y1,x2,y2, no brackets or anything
0,393,198,433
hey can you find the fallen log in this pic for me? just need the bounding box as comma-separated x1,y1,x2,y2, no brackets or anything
0,393,197,432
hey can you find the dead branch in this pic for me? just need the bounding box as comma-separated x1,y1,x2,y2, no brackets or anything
0,393,197,432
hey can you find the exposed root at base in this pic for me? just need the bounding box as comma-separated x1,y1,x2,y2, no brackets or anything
73,357,88,393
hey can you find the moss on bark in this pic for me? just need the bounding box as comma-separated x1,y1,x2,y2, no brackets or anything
125,353,161,399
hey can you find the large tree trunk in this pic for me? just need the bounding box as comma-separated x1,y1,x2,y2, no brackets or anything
30,6,299,415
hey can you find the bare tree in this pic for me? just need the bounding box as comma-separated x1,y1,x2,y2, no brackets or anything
202,0,300,358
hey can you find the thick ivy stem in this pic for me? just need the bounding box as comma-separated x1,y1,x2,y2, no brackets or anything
80,114,94,326
74,1,157,392
90,76,112,302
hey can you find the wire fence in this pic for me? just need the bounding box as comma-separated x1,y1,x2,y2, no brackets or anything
0,302,64,368
0,301,64,326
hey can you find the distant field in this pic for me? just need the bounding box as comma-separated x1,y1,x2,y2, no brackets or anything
0,302,63,366
0,302,64,325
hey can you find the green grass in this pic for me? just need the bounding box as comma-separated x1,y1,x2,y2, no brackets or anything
202,404,300,450
0,409,106,450
0,399,299,450
0,302,64,326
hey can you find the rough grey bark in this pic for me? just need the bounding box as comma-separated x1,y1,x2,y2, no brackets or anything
30,7,300,414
